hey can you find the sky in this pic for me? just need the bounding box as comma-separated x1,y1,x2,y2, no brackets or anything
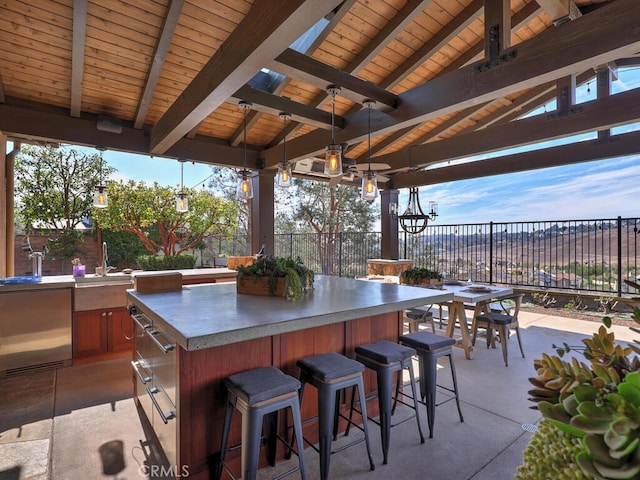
11,68,640,226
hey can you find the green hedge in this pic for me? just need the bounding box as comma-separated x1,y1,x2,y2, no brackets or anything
136,254,197,271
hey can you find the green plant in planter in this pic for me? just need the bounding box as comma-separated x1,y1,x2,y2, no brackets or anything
518,307,640,480
399,267,442,285
236,256,314,302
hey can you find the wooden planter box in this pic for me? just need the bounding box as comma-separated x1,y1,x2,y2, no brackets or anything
236,276,285,297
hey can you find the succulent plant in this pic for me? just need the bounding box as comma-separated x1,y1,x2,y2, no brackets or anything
516,420,586,480
522,310,640,480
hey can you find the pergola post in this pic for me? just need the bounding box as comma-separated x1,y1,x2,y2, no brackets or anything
250,169,275,256
380,188,399,260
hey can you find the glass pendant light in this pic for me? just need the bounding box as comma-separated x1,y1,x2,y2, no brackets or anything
237,101,254,200
176,160,188,212
276,112,292,188
361,100,379,201
93,159,108,208
324,85,343,177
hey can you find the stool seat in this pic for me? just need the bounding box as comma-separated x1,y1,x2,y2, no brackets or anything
297,352,364,382
355,340,416,364
225,366,301,404
399,331,455,351
405,309,433,320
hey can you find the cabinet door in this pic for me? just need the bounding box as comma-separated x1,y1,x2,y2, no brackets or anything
107,307,133,352
73,310,108,357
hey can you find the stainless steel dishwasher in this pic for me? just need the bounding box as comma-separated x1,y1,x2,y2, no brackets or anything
0,288,73,375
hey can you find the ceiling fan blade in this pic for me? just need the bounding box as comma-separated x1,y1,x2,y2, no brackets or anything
353,163,392,171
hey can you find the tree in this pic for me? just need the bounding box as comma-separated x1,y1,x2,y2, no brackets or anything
93,180,239,256
14,145,112,259
278,179,377,274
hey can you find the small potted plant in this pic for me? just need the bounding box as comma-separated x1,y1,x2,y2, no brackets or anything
236,256,314,301
399,267,443,286
71,258,85,278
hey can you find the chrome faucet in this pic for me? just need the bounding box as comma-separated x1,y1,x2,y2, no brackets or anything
98,242,114,276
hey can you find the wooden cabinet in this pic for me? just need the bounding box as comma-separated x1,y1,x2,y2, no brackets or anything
73,307,133,358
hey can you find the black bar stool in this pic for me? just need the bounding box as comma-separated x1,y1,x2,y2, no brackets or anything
398,331,464,438
217,366,306,480
295,352,375,480
351,340,424,464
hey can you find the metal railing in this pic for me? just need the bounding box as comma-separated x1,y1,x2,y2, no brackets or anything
204,216,640,296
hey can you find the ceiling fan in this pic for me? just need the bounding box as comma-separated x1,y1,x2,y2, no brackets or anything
328,143,391,187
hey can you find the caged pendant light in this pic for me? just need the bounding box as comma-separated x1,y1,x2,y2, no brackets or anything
361,100,378,201
276,112,292,188
324,86,343,177
236,101,254,200
176,159,188,212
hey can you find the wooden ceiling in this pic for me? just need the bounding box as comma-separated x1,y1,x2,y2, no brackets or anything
1,0,639,189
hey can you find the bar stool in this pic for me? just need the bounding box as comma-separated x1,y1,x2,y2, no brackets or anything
405,307,435,333
351,340,424,464
217,366,306,480
398,331,464,438
295,352,375,480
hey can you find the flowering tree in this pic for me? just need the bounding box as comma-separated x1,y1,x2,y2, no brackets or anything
93,180,239,256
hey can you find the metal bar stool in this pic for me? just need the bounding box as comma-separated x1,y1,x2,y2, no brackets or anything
295,352,375,480
217,366,306,480
398,331,464,438
350,340,424,464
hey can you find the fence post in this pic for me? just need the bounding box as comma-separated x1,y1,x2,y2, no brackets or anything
338,232,343,277
617,216,623,297
489,222,494,284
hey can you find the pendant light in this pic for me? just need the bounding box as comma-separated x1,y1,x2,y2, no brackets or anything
176,159,188,212
237,101,254,200
361,100,378,201
398,187,438,234
93,160,108,208
324,85,342,177
276,112,292,188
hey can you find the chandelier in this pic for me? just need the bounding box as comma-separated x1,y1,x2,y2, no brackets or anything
398,187,438,234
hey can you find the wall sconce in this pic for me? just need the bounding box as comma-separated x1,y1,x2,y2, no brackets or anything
389,202,398,216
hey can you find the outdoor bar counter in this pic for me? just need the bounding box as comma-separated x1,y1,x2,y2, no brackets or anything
126,275,453,479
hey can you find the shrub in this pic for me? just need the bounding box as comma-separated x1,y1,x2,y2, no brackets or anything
137,254,196,271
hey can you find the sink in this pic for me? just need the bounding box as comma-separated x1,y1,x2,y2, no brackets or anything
75,273,133,286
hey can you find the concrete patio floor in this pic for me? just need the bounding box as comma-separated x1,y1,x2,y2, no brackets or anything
1,309,636,480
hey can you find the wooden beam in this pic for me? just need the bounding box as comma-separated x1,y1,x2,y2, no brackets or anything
149,0,342,155
381,0,484,90
0,69,5,104
70,0,87,118
0,100,256,168
272,0,431,147
380,86,640,170
234,0,358,147
263,0,640,166
392,129,640,188
484,0,511,59
355,2,540,160
134,0,184,129
231,85,342,130
347,0,434,73
268,48,398,109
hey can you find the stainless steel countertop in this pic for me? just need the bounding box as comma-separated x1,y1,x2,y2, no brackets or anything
0,268,236,293
127,275,454,351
